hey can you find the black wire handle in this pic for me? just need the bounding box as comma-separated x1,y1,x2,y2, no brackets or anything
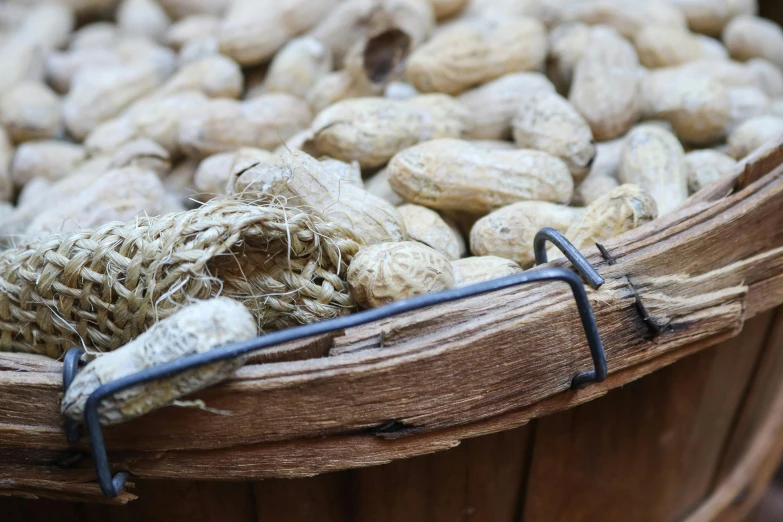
534,227,605,289
62,233,608,499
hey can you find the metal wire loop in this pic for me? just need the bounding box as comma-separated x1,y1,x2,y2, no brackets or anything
62,347,85,443
533,227,605,289
62,231,607,499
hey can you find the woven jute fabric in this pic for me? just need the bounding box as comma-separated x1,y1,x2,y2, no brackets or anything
0,198,362,358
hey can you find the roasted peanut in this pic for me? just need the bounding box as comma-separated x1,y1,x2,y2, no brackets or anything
406,15,547,95
458,72,555,140
398,203,465,260
0,127,13,201
552,183,657,258
178,94,312,158
389,139,574,214
451,256,523,287
62,57,176,140
261,37,333,99
574,137,624,206
619,125,688,215
512,90,596,181
348,241,454,308
723,15,783,70
727,115,783,159
195,148,280,196
684,149,738,194
634,26,714,68
10,140,86,187
62,297,256,426
642,68,732,144
569,26,642,141
25,166,166,237
365,167,405,206
86,91,209,156
234,150,407,244
0,81,62,143
470,201,585,266
165,15,219,50
117,0,172,43
310,94,470,168
218,0,342,66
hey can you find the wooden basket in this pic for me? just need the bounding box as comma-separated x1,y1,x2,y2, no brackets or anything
1,133,783,520
6,4,783,517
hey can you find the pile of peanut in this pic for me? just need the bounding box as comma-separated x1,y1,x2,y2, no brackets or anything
0,0,779,311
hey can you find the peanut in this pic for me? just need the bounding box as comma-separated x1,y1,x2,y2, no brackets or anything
69,22,119,50
560,0,687,38
747,58,783,97
10,140,86,187
451,256,523,287
165,15,219,50
574,137,624,205
156,54,243,99
458,72,555,140
727,115,783,159
234,150,407,244
642,68,732,144
723,15,783,70
0,81,62,143
430,0,468,20
310,94,470,168
547,22,593,94
117,0,172,43
552,184,657,258
157,0,230,18
0,127,13,201
25,166,166,237
195,148,280,196
512,90,596,181
684,149,738,194
365,167,405,206
385,81,419,99
389,139,574,214
61,297,256,426
304,26,411,113
108,138,172,177
218,0,341,66
309,0,434,69
178,94,312,158
398,203,465,260
470,201,585,266
85,91,209,156
348,241,454,308
63,57,176,140
569,26,642,141
262,37,333,99
634,26,714,68
726,86,771,133
406,15,547,95
666,0,757,36
466,0,543,18
619,125,688,215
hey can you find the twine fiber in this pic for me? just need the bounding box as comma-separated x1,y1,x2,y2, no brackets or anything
0,198,363,358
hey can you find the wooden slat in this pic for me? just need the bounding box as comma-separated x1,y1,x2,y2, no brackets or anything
521,313,771,522
252,425,530,522
682,313,783,521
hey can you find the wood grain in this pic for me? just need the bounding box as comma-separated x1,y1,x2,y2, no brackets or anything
521,312,773,522
682,311,783,522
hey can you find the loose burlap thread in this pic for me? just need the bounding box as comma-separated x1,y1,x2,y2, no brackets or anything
0,198,363,358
